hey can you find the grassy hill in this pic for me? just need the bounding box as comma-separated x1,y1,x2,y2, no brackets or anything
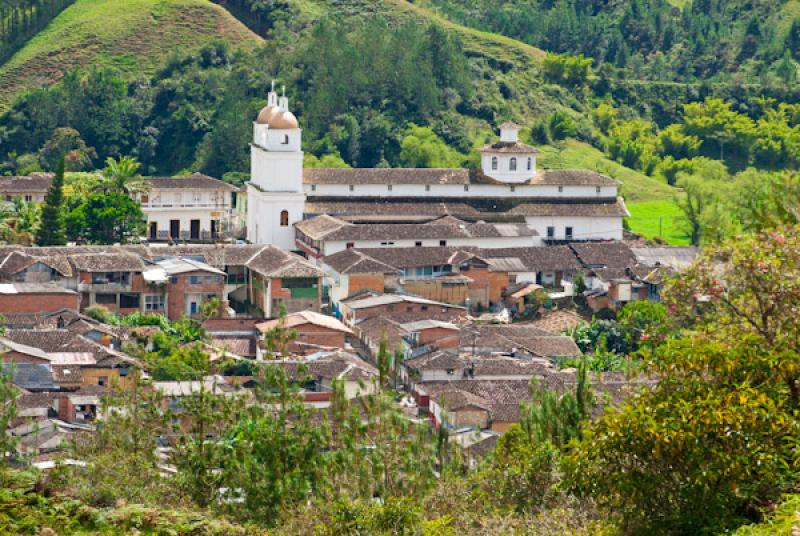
537,140,688,244
0,0,261,111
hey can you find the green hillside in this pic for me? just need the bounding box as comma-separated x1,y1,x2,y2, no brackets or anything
0,0,261,111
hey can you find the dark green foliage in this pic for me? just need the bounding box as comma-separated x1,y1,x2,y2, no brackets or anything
64,192,145,244
547,111,576,141
0,0,74,65
34,157,66,246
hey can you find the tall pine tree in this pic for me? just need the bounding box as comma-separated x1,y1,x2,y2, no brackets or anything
35,157,66,246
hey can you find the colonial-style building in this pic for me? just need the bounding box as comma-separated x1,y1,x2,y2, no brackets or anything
137,174,243,242
246,88,628,252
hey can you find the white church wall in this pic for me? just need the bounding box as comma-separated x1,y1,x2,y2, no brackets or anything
251,147,304,193
304,183,617,199
480,154,537,183
524,216,623,241
320,234,540,256
247,186,305,250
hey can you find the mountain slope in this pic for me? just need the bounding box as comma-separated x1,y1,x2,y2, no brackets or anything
0,0,261,111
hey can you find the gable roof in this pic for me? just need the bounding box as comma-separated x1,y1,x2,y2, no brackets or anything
1,363,58,391
146,173,238,191
256,310,352,334
480,246,582,273
70,252,145,272
570,241,638,280
0,173,54,193
321,249,400,275
245,245,323,278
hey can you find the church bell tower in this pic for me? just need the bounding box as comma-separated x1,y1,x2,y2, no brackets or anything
246,84,305,250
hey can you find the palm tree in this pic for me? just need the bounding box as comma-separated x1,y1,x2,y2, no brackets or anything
11,197,40,244
99,156,149,195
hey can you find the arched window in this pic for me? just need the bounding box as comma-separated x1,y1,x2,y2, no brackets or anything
527,157,532,170
280,210,289,227
491,157,498,171
510,157,517,171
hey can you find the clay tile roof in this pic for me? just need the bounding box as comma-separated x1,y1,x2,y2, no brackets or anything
477,140,538,154
405,351,465,371
322,249,400,275
304,168,472,186
461,325,581,358
534,169,618,186
353,315,409,349
70,252,144,272
530,310,588,335
50,365,83,385
480,246,582,272
294,215,350,240
436,388,491,412
0,173,54,193
244,245,323,278
147,173,238,191
344,247,481,270
509,198,629,217
570,241,638,280
256,310,352,334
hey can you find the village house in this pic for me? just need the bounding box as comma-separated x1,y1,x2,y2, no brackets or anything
0,282,80,314
339,293,467,327
322,247,509,310
255,310,352,356
0,244,324,320
0,173,52,204
137,174,243,242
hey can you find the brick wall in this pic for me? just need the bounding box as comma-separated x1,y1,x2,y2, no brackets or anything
353,302,465,323
0,292,79,314
1,350,49,365
348,273,385,295
166,271,224,321
417,327,460,348
290,323,347,352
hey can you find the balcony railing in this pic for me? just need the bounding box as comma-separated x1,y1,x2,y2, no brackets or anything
150,230,235,242
142,202,231,209
78,282,132,292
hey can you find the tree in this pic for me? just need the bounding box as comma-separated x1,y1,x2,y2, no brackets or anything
567,228,800,533
547,111,576,141
774,50,798,87
66,192,145,244
39,127,96,171
676,174,716,245
0,362,19,467
398,125,465,168
35,157,66,246
98,156,148,195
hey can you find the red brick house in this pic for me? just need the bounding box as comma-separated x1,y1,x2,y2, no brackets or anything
255,310,352,356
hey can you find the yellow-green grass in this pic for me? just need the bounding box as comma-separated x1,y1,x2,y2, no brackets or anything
626,200,690,245
732,495,800,536
0,0,262,112
536,139,676,203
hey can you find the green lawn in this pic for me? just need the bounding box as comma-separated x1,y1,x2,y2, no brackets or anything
626,200,691,245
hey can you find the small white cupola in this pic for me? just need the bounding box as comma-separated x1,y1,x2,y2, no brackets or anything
499,121,520,143
477,121,538,184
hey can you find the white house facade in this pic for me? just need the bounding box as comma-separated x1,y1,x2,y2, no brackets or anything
139,174,242,242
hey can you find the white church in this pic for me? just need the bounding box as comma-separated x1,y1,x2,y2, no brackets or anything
247,87,628,252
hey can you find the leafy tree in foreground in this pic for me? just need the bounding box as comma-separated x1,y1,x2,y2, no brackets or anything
66,192,145,244
35,157,66,246
566,227,800,534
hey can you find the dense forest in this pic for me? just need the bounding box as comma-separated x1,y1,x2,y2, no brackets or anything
422,0,800,84
0,0,73,64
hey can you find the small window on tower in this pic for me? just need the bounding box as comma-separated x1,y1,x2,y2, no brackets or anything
425,185,431,192
282,134,289,145
558,186,564,193
311,185,316,192
349,185,354,192
510,157,517,171
527,157,532,170
388,184,392,191
280,210,289,227
596,186,601,193
491,157,498,171
464,185,469,192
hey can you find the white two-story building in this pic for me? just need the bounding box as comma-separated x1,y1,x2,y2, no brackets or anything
138,174,243,242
